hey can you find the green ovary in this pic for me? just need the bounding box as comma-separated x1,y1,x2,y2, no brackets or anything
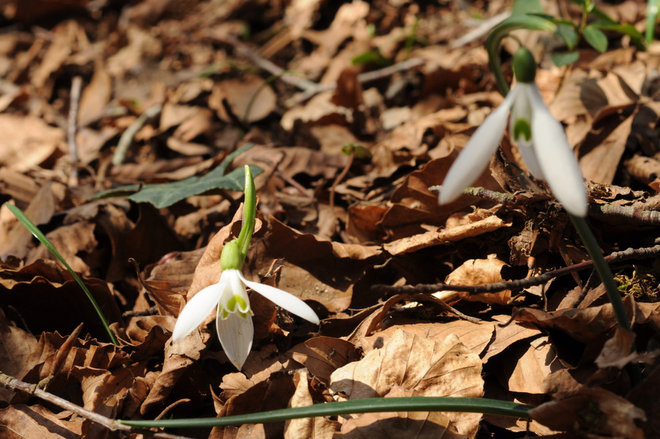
513,118,532,142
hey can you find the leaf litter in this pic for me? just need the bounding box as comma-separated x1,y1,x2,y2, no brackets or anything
0,0,659,438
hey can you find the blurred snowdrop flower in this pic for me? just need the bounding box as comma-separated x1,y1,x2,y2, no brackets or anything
171,165,320,370
438,48,587,217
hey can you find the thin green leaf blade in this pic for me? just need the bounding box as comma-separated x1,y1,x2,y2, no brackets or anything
4,203,118,345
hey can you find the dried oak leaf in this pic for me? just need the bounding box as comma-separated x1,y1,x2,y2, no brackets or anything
530,387,645,439
330,329,483,438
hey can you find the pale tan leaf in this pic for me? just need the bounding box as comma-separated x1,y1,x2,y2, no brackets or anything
330,329,483,437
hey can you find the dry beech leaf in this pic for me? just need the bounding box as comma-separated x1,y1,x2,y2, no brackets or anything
285,369,339,439
290,336,362,383
78,61,112,127
514,297,636,343
209,74,276,123
330,329,483,438
0,115,65,172
481,315,542,362
506,336,561,394
530,387,645,439
440,254,511,305
0,308,38,403
594,327,637,369
336,386,465,439
359,320,494,358
0,403,82,439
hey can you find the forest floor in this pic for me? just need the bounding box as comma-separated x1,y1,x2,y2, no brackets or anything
0,0,659,438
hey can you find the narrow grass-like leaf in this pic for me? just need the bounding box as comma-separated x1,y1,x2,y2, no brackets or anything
120,396,532,429
5,203,118,345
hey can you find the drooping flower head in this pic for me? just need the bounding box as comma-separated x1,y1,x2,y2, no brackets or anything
172,165,320,369
438,47,588,217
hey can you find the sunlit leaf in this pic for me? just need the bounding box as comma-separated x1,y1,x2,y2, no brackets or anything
551,51,580,67
583,24,608,52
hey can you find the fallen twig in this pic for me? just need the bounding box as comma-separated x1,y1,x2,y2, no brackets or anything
0,371,194,439
373,244,660,296
459,186,660,225
68,76,82,186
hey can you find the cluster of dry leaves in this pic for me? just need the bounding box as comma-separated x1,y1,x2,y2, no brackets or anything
1,0,660,438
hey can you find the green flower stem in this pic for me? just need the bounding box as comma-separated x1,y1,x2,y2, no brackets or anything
569,214,631,331
486,15,556,96
236,165,256,259
119,396,532,429
5,203,119,345
647,0,659,43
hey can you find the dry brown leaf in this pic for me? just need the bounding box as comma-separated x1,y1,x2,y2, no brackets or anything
142,247,204,316
330,329,483,437
336,387,465,439
0,308,38,403
0,404,82,439
514,298,634,344
0,184,56,260
290,336,361,383
27,221,97,275
481,316,542,362
31,20,79,89
384,215,510,255
106,25,162,79
594,327,636,369
506,336,560,394
0,259,122,339
285,369,339,439
295,1,369,80
0,115,65,172
440,254,511,305
209,74,276,123
530,387,645,439
78,61,112,127
579,112,634,184
360,320,494,358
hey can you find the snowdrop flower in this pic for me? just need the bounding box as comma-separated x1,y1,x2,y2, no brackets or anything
438,48,587,217
171,165,320,369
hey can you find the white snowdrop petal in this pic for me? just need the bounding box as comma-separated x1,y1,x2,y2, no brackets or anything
216,311,254,370
529,86,588,217
439,88,518,204
172,280,225,341
517,138,545,179
238,272,320,325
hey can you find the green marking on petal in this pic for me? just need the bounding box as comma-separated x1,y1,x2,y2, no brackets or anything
513,118,532,142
